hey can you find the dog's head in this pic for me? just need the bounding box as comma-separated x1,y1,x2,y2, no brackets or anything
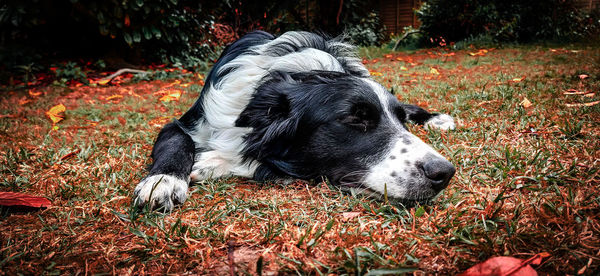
236,71,454,204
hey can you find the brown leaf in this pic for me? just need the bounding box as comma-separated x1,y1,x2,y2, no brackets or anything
520,98,533,108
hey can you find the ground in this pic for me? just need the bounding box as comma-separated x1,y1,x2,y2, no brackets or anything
1,45,599,275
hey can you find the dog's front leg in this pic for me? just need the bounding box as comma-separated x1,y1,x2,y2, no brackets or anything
133,121,195,212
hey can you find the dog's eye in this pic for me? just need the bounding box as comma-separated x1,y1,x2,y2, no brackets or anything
339,103,378,132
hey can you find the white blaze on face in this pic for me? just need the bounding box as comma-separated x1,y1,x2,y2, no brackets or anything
361,80,449,200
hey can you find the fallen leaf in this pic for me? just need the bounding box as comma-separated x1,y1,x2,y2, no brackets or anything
512,77,525,82
520,98,533,108
98,78,112,85
0,192,52,208
469,49,488,56
118,116,127,126
105,94,124,101
29,89,42,97
370,71,383,76
458,256,538,276
400,66,408,71
579,74,589,80
19,97,32,105
158,89,182,102
430,68,440,75
60,149,81,161
341,212,361,221
46,104,66,124
565,100,600,107
148,116,171,127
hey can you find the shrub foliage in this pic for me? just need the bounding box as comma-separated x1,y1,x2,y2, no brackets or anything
417,0,600,43
0,0,386,77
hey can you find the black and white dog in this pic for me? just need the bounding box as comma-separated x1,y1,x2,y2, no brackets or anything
134,31,456,211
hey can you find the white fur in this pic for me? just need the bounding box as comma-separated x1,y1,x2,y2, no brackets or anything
134,174,188,212
425,114,456,130
362,134,445,199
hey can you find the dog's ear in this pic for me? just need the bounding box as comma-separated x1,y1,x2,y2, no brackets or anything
235,80,299,160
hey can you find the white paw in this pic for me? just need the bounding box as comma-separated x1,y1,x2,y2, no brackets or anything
425,114,455,130
133,174,188,212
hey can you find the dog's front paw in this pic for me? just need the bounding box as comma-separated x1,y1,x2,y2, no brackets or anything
133,174,188,212
425,114,456,130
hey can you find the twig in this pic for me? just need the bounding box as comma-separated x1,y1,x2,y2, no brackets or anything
393,30,423,51
98,68,148,84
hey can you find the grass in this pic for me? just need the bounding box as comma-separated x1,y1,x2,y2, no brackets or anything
1,44,599,274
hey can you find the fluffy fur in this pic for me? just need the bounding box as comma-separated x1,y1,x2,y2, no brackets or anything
134,31,456,211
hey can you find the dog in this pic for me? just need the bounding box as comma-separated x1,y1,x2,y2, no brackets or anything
133,31,456,211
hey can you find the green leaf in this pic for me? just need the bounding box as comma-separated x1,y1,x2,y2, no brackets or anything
414,206,425,217
97,11,105,24
123,32,132,45
133,31,141,43
142,27,152,40
152,27,162,39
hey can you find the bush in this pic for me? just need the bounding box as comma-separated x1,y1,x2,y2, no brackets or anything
0,0,219,70
0,0,386,84
417,0,600,43
346,12,386,46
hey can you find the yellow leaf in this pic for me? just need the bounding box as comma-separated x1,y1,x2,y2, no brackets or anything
96,78,111,85
105,94,123,101
512,77,524,82
369,71,383,76
46,104,66,124
159,90,182,102
520,98,532,108
430,67,439,75
400,66,408,71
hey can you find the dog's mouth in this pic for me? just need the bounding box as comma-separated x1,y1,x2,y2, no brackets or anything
334,173,439,207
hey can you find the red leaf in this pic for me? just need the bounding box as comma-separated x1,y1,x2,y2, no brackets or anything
458,256,539,276
0,192,52,208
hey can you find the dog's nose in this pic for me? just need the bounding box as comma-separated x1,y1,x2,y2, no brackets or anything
422,158,455,191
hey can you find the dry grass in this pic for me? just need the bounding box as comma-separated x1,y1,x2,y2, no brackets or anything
1,45,599,275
